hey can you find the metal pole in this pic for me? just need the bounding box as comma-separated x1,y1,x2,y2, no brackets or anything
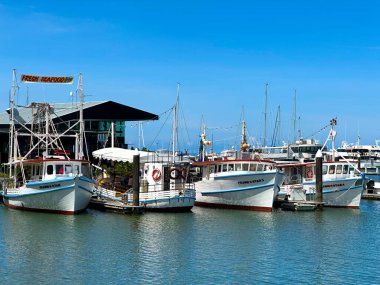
315,150,323,208
132,155,140,206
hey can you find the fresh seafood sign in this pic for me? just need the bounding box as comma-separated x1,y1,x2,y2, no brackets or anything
21,74,74,84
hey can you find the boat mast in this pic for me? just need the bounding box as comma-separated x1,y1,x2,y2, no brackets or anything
264,83,268,147
8,69,16,178
78,73,84,160
172,82,180,162
271,105,280,147
293,89,297,143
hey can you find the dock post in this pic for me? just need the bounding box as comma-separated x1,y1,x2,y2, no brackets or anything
132,155,140,207
315,150,323,209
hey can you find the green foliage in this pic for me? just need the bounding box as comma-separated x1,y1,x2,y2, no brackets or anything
101,161,133,177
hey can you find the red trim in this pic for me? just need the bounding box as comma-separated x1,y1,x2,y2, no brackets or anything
3,201,85,215
192,159,276,166
144,206,193,212
14,158,90,164
195,201,272,212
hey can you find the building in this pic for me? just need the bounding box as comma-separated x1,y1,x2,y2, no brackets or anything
0,100,158,163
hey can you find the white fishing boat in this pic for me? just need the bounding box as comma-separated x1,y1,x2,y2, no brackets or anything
93,83,196,211
191,121,285,212
276,118,366,208
2,71,95,214
277,160,365,208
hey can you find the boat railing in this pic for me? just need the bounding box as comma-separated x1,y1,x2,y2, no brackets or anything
127,186,196,201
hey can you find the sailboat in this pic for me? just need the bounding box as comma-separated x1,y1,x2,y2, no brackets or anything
2,71,95,214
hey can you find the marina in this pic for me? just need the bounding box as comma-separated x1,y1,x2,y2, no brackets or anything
2,1,380,284
1,199,380,284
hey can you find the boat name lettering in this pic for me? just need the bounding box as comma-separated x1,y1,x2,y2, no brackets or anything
238,179,264,185
323,183,344,188
39,183,61,189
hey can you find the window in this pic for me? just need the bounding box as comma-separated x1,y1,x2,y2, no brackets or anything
343,165,349,174
235,164,242,171
217,165,222,173
250,164,257,171
322,165,328,175
47,165,54,175
65,165,73,174
336,165,342,174
228,164,234,171
222,164,228,172
329,165,336,174
257,164,263,171
56,165,64,175
242,164,249,171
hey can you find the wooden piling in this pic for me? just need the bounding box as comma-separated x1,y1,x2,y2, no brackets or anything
132,154,140,206
315,150,323,209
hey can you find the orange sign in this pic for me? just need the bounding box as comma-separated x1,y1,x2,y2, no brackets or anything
21,74,74,84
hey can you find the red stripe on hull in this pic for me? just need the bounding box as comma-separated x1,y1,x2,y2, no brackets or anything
4,201,85,215
195,201,272,212
144,206,193,213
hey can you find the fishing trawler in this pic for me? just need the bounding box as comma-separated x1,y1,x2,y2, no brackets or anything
191,121,285,212
2,71,95,214
276,118,366,208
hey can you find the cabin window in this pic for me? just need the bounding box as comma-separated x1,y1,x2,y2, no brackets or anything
47,165,54,175
343,165,349,174
228,164,234,171
65,165,73,174
322,165,328,175
222,164,228,172
235,164,242,171
56,165,64,175
209,166,215,174
250,164,257,171
329,165,336,174
242,164,249,171
257,164,264,171
217,165,222,173
81,164,90,178
336,165,342,174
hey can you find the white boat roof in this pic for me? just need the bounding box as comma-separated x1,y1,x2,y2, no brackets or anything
92,147,150,163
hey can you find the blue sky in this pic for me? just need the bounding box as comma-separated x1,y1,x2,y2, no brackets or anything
1,1,380,153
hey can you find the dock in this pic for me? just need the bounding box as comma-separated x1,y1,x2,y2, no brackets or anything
362,193,380,201
88,197,145,214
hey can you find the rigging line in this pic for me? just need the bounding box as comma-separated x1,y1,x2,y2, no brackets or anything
147,107,173,150
305,123,331,139
126,107,172,128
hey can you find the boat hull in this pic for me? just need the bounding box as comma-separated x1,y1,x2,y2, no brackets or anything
135,188,196,212
303,177,364,208
194,171,283,212
3,177,94,214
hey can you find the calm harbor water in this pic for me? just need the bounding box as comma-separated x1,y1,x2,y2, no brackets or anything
1,200,380,284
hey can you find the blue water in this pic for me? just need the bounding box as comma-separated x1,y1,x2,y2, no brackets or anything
1,200,380,284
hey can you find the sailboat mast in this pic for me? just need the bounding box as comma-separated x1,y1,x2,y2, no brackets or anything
78,73,84,160
293,89,297,142
8,69,16,178
264,83,268,147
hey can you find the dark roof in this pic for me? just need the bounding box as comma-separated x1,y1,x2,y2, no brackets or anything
0,101,158,127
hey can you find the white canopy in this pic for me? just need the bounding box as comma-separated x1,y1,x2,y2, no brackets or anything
92,147,150,163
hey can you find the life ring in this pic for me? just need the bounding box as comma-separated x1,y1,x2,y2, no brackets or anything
306,169,313,179
170,168,181,179
152,168,162,181
181,168,188,179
